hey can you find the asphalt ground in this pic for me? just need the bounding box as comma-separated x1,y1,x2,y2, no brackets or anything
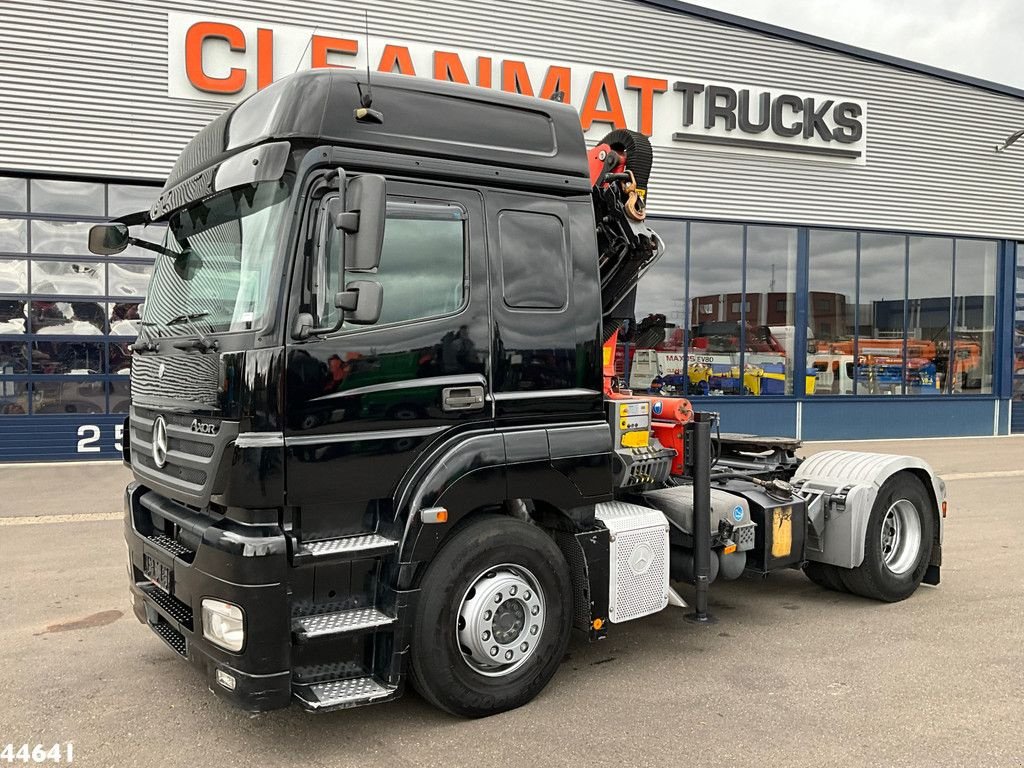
2,437,1023,768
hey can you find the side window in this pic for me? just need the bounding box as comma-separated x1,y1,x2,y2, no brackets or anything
497,209,568,310
321,197,466,329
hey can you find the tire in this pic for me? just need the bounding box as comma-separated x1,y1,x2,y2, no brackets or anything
409,515,573,717
802,560,847,593
838,473,935,602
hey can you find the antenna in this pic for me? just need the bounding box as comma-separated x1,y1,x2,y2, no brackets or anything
354,9,384,124
293,24,321,74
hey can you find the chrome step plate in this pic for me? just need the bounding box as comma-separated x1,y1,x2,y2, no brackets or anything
294,676,397,711
293,607,395,640
299,533,398,559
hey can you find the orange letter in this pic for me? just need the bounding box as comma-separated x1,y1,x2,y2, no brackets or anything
540,65,572,103
434,51,470,83
185,21,246,94
256,28,274,89
476,56,492,88
625,75,668,135
378,44,416,75
311,35,358,69
501,60,533,95
580,71,626,131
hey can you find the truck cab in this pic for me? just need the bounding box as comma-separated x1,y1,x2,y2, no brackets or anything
95,70,946,718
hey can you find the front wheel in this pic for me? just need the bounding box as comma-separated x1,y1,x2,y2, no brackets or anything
839,473,935,602
410,515,573,717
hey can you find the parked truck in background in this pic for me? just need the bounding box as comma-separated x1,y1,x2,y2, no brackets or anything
89,70,946,717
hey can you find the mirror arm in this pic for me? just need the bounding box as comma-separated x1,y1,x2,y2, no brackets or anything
126,236,179,259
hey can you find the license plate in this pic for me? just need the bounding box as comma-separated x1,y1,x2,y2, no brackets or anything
143,551,173,593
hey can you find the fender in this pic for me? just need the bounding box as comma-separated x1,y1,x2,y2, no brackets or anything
794,450,946,569
395,423,614,566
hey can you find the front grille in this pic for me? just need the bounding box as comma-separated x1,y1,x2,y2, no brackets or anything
128,405,238,507
152,619,187,657
140,583,194,630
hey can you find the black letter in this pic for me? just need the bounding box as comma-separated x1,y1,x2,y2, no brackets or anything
704,85,737,130
803,98,835,140
673,81,704,127
771,94,803,137
833,102,863,143
738,89,770,134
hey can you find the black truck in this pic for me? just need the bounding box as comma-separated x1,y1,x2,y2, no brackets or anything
90,70,946,717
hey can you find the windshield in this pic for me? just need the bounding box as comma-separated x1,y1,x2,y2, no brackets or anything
141,178,292,337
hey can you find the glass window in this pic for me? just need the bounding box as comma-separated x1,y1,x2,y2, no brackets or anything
31,261,105,295
0,177,27,213
0,341,28,374
0,299,27,334
30,220,93,255
108,379,131,413
498,210,567,310
109,302,142,336
907,237,953,394
0,379,29,415
631,220,686,394
809,230,857,395
33,380,105,414
108,184,158,218
108,261,153,297
29,179,104,217
0,258,28,293
0,218,28,252
108,341,133,376
745,226,798,395
30,301,106,334
858,233,907,395
953,239,997,394
31,340,106,375
327,200,466,330
689,223,744,395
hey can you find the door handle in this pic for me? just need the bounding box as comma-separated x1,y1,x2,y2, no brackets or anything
442,386,485,411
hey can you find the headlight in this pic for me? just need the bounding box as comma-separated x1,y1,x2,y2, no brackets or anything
202,599,245,652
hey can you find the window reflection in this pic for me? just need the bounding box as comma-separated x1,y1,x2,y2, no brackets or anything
631,220,686,394
108,184,158,218
109,302,142,336
108,379,131,413
31,260,105,295
745,226,799,395
29,179,104,217
858,234,906,394
907,237,953,394
30,301,106,335
0,177,28,213
0,218,28,252
809,230,857,395
31,340,105,375
0,379,29,415
108,261,153,296
0,300,26,334
33,380,105,414
0,258,28,293
30,220,93,255
0,342,27,374
954,239,997,394
109,343,132,376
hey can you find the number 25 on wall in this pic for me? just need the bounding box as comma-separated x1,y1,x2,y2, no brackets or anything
76,424,123,453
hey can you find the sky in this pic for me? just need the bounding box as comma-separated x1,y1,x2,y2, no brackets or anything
688,0,1024,91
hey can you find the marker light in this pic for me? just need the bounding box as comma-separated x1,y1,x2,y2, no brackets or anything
202,599,245,652
215,669,237,691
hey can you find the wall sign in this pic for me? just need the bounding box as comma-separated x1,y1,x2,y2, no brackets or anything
167,12,868,163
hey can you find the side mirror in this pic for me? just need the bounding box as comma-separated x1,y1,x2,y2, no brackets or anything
334,281,382,325
334,174,386,270
88,223,129,255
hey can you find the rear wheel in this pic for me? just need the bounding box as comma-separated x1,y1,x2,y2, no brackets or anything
839,473,934,602
802,560,847,592
410,515,573,717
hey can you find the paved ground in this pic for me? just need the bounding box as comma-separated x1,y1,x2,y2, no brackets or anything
2,437,1023,767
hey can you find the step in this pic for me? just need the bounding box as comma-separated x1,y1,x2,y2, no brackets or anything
296,533,398,562
292,607,395,641
293,676,398,711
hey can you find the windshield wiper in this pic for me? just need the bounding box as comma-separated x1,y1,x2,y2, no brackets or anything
167,312,219,353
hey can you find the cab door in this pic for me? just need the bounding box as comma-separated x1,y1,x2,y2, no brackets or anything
284,179,491,540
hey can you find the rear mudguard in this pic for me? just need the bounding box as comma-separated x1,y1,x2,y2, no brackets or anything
794,450,946,569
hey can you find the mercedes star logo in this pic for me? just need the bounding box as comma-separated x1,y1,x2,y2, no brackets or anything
152,415,169,469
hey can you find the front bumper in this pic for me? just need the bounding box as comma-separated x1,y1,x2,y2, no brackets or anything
124,482,292,712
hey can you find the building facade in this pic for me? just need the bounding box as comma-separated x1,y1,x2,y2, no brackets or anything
1,0,1023,460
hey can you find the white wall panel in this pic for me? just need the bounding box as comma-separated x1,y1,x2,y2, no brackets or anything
2,0,1024,238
